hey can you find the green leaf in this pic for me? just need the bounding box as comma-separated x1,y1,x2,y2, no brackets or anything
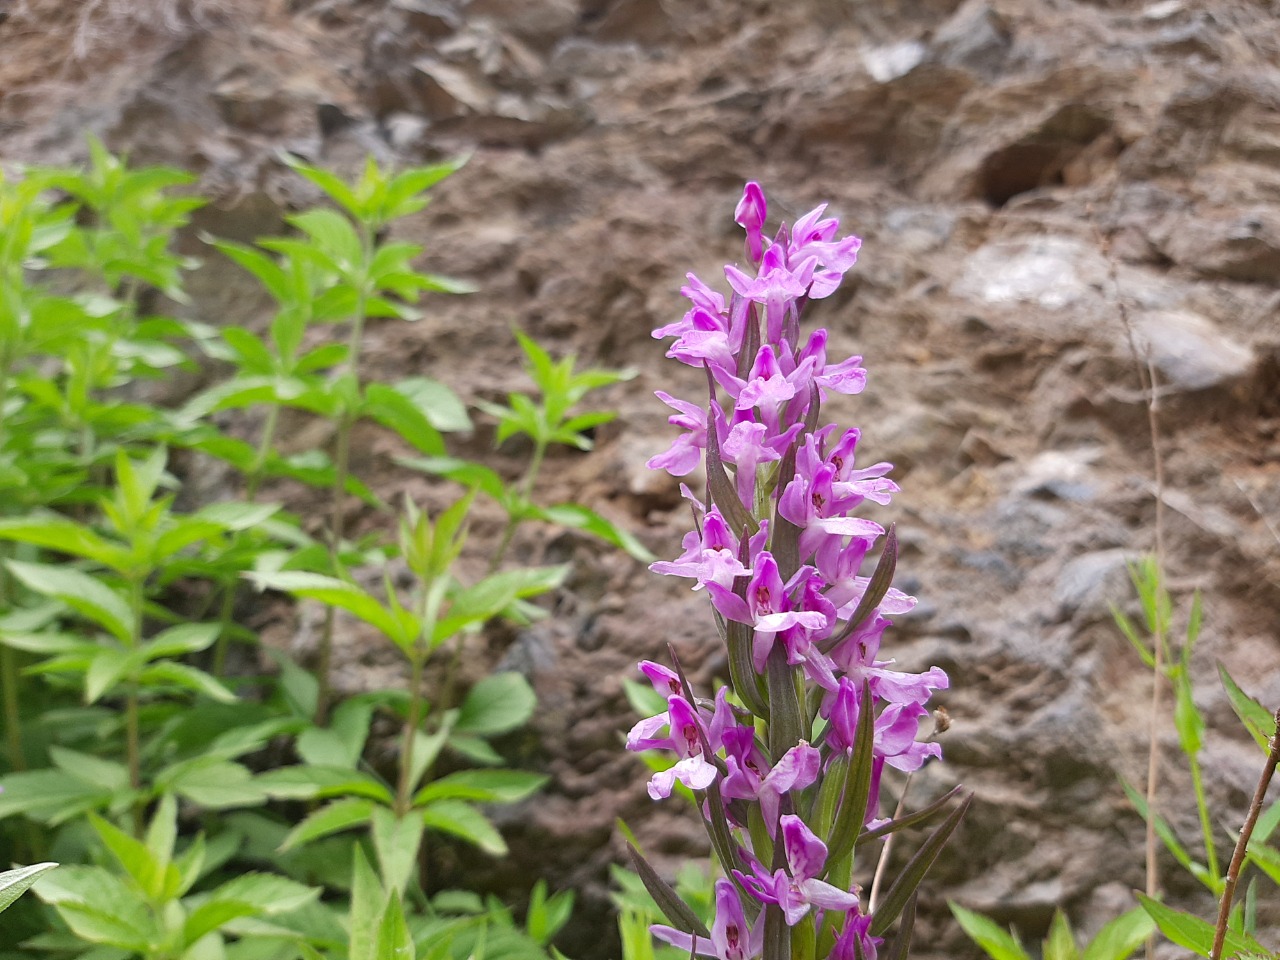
255,764,394,804
1135,894,1264,958
375,891,415,960
0,769,113,823
454,672,537,736
0,516,129,570
1081,905,1156,960
288,209,362,270
145,793,179,887
53,902,153,950
362,383,446,456
431,566,567,646
142,622,221,660
1043,911,1079,960
208,873,320,916
392,377,471,433
139,661,237,703
1245,839,1280,884
249,572,414,649
397,456,508,503
371,807,425,896
948,904,1029,960
210,238,293,304
89,813,159,893
163,760,267,808
183,899,261,947
279,797,376,851
1120,780,1200,877
869,793,972,938
534,503,654,562
413,769,548,807
278,153,363,219
349,847,384,960
421,800,507,856
0,862,57,914
6,560,132,642
1218,663,1275,752
1172,672,1205,758
84,647,136,703
297,697,374,769
49,747,130,792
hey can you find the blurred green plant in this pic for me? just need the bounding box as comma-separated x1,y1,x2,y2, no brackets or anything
0,141,645,960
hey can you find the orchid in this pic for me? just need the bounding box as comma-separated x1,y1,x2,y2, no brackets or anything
627,182,968,960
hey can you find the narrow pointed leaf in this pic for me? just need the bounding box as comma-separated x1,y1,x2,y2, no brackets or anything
1218,663,1275,751
625,843,710,939
1080,905,1155,960
949,904,1028,960
869,792,972,938
857,786,968,846
1135,894,1264,958
826,680,876,868
371,807,425,896
883,892,918,960
0,863,57,914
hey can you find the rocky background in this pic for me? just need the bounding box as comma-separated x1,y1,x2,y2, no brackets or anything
2,0,1279,956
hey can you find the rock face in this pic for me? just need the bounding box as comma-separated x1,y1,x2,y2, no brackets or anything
3,0,1279,956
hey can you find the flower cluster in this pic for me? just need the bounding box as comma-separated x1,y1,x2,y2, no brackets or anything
629,183,959,960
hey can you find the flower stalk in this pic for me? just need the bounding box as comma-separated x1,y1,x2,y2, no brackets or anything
630,183,964,960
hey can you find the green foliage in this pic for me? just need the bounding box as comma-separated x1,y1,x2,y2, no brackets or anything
0,142,647,959
949,903,1154,960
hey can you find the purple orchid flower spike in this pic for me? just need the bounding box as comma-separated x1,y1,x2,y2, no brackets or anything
652,878,764,960
735,814,861,925
638,181,959,954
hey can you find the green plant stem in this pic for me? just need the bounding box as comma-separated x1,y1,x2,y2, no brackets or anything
488,437,547,576
125,678,143,836
211,405,281,677
127,575,145,836
1211,708,1280,960
1188,753,1221,887
211,580,236,679
316,250,371,723
395,648,426,817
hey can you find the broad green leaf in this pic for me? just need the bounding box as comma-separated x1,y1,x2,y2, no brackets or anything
1135,894,1264,958
0,769,113,822
249,572,413,648
142,622,221,660
392,377,471,433
139,661,236,703
1081,905,1156,960
88,813,159,896
397,456,508,503
208,873,320,916
84,647,137,703
53,902,153,950
146,793,179,887
279,154,363,219
362,383,446,456
454,672,536,736
413,769,548,807
163,760,267,809
372,807,425,896
48,747,129,792
7,560,132,642
421,800,507,856
295,700,375,771
0,516,129,570
279,797,376,851
0,631,89,655
349,847,384,960
288,209,362,271
0,862,57,914
209,238,293,304
255,764,394,804
535,503,654,562
375,891,414,960
184,899,260,947
430,566,567,646
949,904,1029,960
